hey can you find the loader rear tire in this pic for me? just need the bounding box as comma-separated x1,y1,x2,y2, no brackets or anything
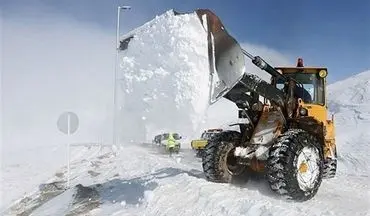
266,129,324,202
202,131,247,183
323,157,337,179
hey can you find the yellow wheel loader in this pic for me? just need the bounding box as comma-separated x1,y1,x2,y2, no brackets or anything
193,9,337,202
118,8,336,202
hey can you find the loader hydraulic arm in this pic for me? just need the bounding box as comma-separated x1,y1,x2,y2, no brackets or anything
242,49,287,83
241,49,298,117
242,49,290,83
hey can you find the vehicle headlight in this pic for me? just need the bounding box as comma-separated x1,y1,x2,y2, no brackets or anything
319,70,327,78
299,107,308,116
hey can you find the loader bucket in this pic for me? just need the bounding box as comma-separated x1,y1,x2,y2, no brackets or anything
195,9,246,104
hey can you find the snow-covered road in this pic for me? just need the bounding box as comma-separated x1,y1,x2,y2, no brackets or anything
3,141,369,216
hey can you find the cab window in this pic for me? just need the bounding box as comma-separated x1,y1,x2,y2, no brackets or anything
275,72,325,105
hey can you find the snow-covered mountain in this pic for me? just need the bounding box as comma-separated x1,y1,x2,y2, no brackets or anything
329,70,370,105
327,70,370,177
2,9,370,216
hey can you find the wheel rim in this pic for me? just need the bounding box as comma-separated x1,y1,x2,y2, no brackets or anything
225,144,244,175
296,146,320,191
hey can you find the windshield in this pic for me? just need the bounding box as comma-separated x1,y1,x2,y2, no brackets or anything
201,132,216,139
276,72,325,105
172,133,181,140
162,133,169,139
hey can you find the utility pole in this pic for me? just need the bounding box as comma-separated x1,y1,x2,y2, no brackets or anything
113,5,131,147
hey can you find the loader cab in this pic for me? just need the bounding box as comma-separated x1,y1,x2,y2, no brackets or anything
271,58,329,124
272,59,328,106
274,70,327,105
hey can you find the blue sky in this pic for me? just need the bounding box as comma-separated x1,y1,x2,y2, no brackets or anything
2,0,369,83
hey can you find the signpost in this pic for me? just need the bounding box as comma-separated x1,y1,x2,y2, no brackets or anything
57,111,79,188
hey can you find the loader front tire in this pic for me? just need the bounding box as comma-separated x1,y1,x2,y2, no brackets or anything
266,129,324,202
202,131,247,183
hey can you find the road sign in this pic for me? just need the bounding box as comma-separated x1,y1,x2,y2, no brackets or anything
57,112,79,135
57,111,79,188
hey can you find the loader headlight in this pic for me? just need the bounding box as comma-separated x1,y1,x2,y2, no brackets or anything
318,70,327,78
299,107,308,116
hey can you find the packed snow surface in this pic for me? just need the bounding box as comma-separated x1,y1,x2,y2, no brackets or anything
117,10,211,143
3,139,369,216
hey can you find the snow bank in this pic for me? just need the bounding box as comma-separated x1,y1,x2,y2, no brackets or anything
117,10,211,143
328,70,370,175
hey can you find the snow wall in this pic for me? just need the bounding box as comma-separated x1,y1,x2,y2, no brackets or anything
117,10,213,143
